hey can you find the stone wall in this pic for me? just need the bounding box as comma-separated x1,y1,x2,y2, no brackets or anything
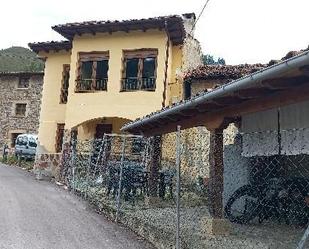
191,79,233,96
181,14,203,72
0,73,43,151
161,124,241,187
33,153,62,180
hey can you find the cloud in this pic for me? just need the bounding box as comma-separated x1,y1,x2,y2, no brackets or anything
1,0,308,64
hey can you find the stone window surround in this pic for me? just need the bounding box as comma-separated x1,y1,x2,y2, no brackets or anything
16,76,31,89
12,101,30,117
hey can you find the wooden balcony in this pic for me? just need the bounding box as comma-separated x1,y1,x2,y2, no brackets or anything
121,77,156,92
76,78,108,92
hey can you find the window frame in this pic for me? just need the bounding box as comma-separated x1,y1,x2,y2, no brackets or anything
121,49,158,92
60,64,70,104
76,51,109,92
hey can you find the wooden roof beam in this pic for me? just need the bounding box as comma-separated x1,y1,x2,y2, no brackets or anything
262,76,309,90
236,87,275,99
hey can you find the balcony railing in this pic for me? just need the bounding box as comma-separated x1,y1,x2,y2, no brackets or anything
76,78,108,92
121,77,156,91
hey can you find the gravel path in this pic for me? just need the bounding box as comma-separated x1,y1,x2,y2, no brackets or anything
0,163,154,249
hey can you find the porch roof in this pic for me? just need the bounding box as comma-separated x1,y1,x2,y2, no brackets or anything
121,49,309,135
28,40,72,53
51,14,190,45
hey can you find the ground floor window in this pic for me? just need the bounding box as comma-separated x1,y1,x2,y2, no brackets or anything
55,124,65,153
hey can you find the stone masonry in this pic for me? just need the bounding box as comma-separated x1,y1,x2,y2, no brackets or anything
0,72,43,152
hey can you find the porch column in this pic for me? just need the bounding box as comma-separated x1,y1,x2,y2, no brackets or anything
148,135,162,197
208,128,224,218
202,119,231,235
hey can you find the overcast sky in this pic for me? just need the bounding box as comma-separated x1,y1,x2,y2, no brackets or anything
1,0,308,64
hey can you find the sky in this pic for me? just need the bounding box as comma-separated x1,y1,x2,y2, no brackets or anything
0,0,308,64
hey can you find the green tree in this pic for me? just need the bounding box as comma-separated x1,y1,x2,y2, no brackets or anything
202,54,226,65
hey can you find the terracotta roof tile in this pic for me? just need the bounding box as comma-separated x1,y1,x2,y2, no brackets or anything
28,41,72,53
51,14,192,45
184,64,267,81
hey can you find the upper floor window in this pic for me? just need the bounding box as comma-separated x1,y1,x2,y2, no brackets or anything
60,64,70,104
76,52,109,92
18,77,30,89
15,103,27,117
121,49,157,92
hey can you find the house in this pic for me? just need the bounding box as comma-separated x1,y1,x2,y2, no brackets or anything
0,71,43,152
28,13,202,178
122,47,309,238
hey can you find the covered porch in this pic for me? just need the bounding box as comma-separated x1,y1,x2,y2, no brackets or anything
121,49,309,244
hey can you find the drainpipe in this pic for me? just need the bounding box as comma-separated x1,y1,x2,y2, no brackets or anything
162,20,170,108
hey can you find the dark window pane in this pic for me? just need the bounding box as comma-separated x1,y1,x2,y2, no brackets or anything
81,61,93,79
96,60,109,79
15,103,27,116
64,66,70,88
60,65,70,103
125,58,139,78
142,57,156,78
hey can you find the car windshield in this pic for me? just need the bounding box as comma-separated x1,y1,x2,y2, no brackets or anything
28,137,37,148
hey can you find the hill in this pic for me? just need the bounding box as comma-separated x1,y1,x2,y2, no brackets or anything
0,46,44,72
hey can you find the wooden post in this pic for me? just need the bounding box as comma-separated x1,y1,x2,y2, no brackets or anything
149,135,161,197
202,118,231,235
208,128,224,218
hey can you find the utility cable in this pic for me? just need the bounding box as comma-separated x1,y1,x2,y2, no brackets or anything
190,0,211,34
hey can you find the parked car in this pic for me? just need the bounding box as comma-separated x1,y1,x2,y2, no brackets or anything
15,134,38,160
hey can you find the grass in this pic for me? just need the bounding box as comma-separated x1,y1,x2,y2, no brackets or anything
1,155,34,171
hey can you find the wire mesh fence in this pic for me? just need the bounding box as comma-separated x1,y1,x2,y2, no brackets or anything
60,126,309,249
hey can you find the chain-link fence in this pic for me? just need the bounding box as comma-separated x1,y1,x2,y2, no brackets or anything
60,127,309,249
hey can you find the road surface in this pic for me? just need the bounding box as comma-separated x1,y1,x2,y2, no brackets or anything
0,163,154,249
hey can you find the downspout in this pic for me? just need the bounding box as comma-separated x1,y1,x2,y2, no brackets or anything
162,20,170,108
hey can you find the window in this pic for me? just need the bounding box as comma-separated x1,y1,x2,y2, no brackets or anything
184,81,191,99
60,64,70,104
55,123,65,153
76,52,109,92
18,77,30,89
121,49,157,91
15,103,27,117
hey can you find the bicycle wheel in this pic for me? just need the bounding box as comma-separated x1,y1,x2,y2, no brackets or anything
225,185,261,224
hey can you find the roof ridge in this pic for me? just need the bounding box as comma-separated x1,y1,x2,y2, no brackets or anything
52,14,184,28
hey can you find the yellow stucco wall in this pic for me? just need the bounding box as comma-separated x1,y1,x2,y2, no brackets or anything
77,117,130,140
168,45,183,105
66,30,174,129
37,51,71,152
38,29,183,153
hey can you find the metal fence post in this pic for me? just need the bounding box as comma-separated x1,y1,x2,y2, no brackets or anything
70,138,77,193
297,224,309,249
115,136,127,222
84,140,95,199
176,125,181,249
